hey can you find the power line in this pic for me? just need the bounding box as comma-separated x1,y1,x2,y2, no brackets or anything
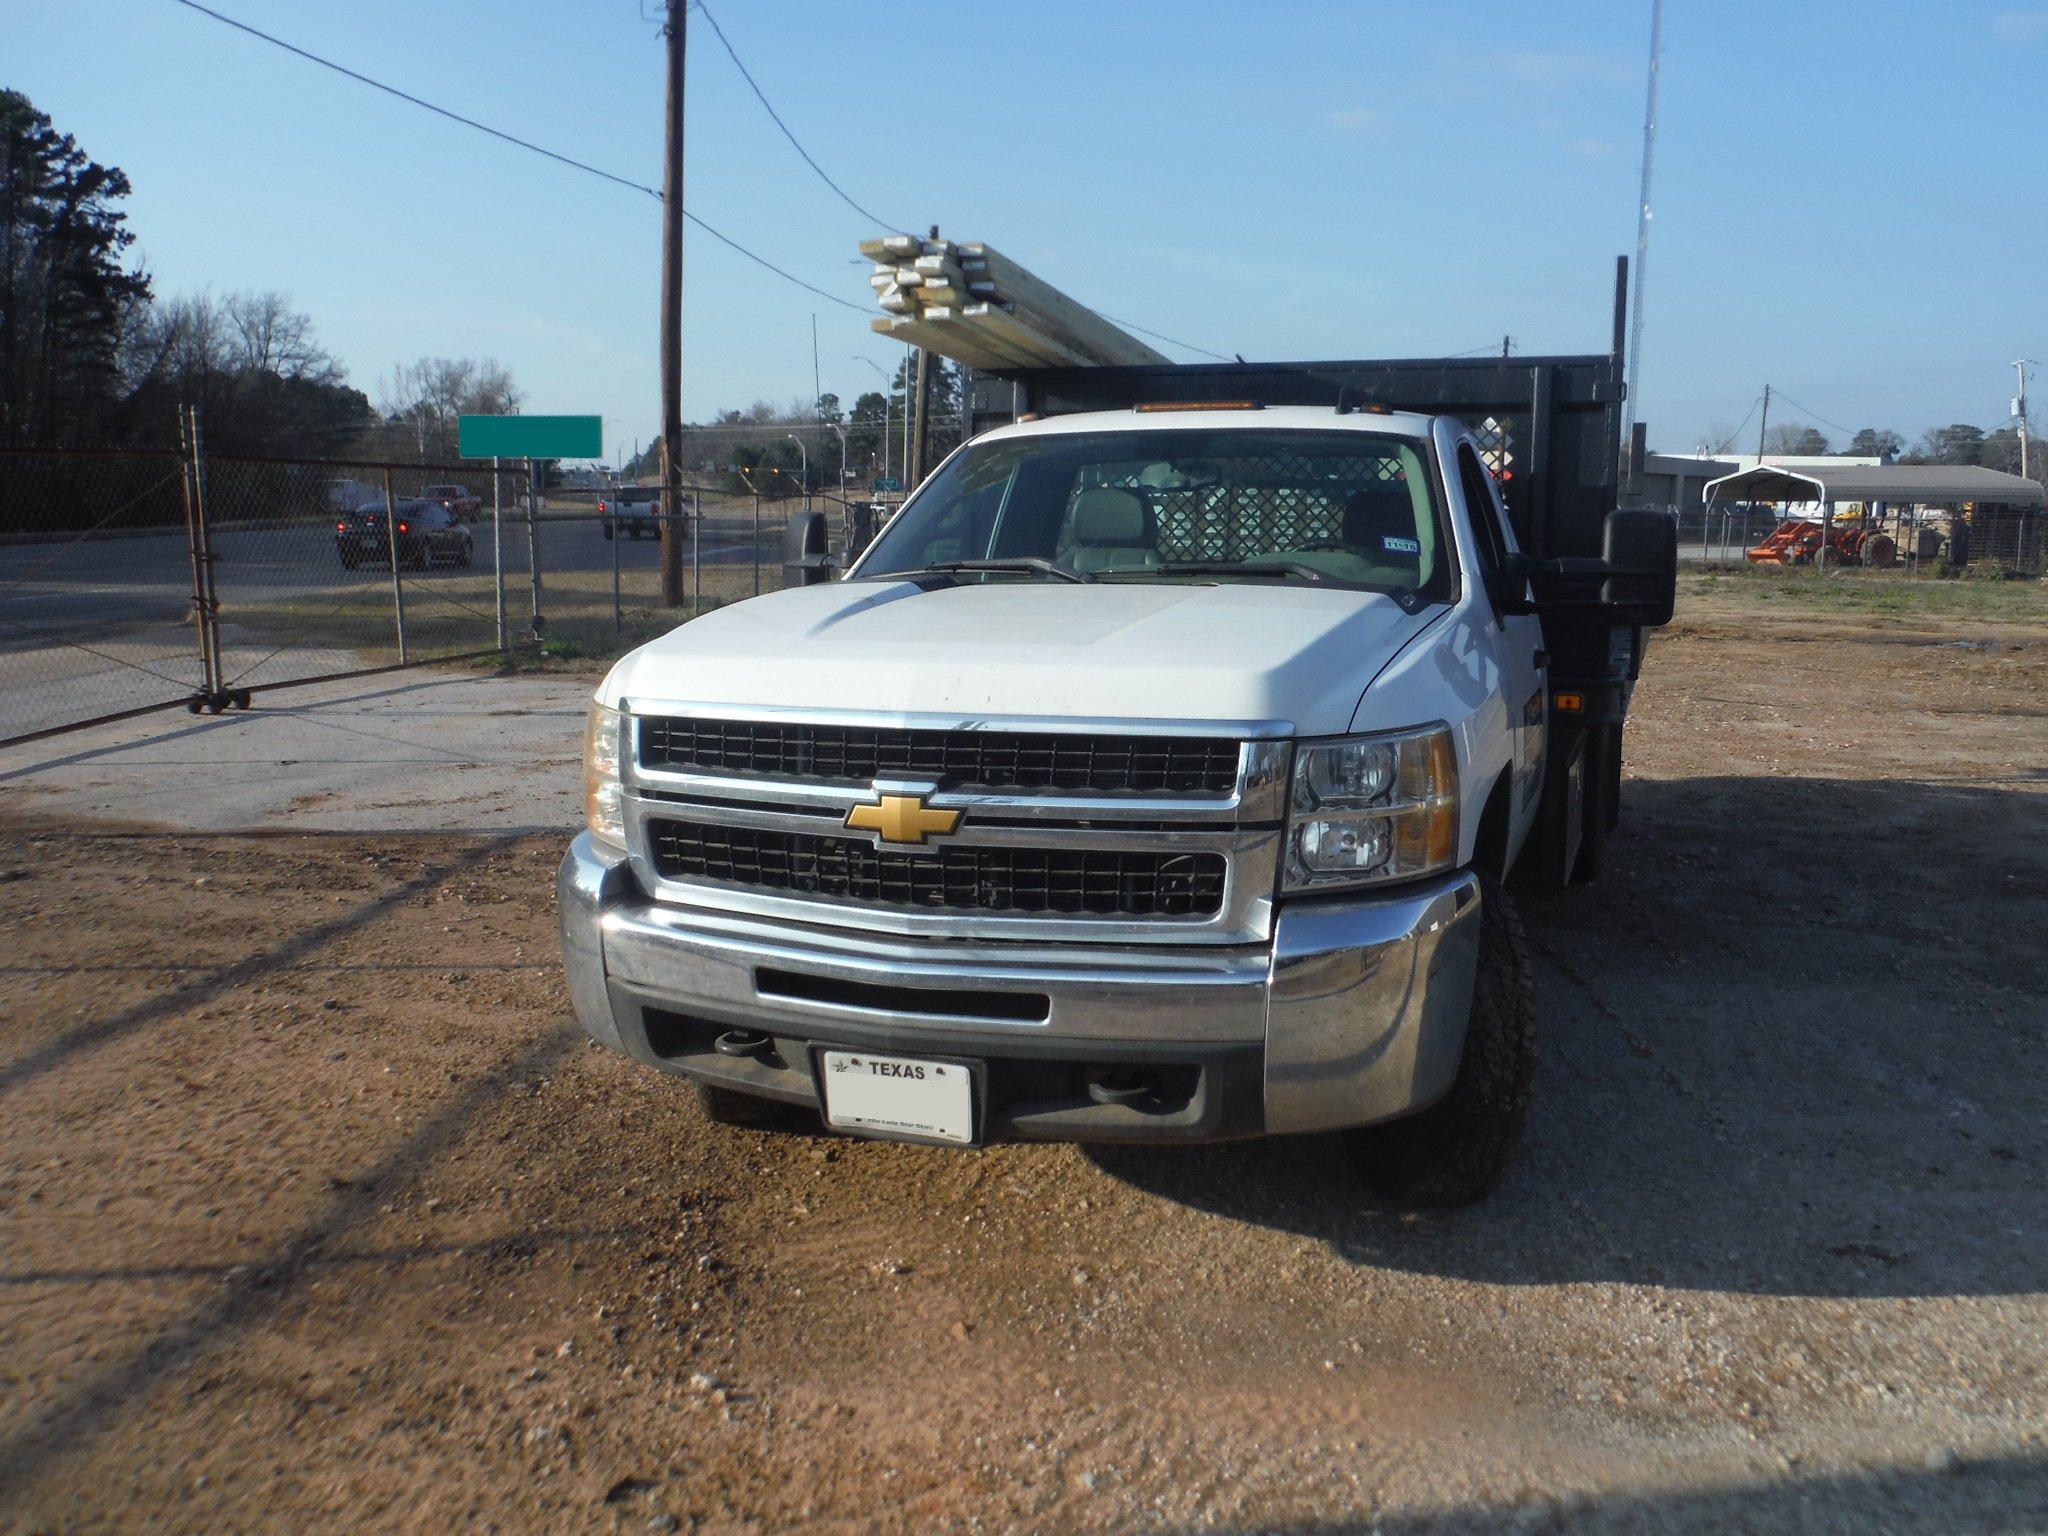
168,0,663,198
166,0,1221,355
1765,389,1860,438
694,0,909,235
1709,394,1764,454
690,1,1231,357
682,216,866,313
165,0,866,314
1096,313,1234,363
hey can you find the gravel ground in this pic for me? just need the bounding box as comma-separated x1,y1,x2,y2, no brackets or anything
1,589,2044,1534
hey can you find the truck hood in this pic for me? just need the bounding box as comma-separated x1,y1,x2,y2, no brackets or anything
604,579,1433,735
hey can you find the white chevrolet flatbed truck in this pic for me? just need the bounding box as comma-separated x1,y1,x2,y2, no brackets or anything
560,302,1676,1205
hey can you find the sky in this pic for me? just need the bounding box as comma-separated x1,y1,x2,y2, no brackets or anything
7,0,2046,461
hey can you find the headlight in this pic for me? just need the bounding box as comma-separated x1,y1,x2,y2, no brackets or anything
1285,724,1457,892
584,701,626,849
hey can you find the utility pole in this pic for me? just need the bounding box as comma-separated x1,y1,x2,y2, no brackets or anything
1619,0,1663,488
1754,383,1772,463
658,0,687,608
2015,358,2035,481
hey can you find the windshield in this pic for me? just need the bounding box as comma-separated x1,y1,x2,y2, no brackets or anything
855,427,1452,599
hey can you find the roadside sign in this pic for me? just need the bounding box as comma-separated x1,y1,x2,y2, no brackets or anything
871,476,902,493
459,414,602,460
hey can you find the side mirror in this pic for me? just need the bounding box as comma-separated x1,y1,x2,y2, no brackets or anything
783,510,833,587
1484,565,1535,615
1601,509,1677,626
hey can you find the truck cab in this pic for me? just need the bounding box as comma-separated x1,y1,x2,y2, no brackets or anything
560,350,1673,1205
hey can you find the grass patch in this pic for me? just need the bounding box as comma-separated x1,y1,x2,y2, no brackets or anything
1682,566,2048,624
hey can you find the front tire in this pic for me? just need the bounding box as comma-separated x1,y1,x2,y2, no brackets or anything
693,1081,794,1128
1341,874,1535,1207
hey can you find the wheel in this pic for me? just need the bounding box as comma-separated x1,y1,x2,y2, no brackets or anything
339,550,358,570
408,543,430,572
455,539,472,568
693,1080,794,1127
1342,874,1535,1207
1862,534,1896,568
602,523,614,541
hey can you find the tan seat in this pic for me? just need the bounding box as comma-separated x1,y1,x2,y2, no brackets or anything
1068,488,1161,573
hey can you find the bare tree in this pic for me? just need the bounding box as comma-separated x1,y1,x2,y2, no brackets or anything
1762,423,1829,456
377,356,522,458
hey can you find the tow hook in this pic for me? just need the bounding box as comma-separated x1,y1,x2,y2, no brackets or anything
1086,1070,1156,1108
714,1028,774,1062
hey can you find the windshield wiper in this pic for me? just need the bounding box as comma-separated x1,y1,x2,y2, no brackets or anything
875,557,1095,585
1146,560,1338,585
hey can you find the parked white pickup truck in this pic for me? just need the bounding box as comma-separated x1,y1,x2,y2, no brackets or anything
560,328,1674,1205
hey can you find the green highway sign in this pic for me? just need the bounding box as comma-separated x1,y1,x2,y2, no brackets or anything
458,414,602,459
871,476,903,493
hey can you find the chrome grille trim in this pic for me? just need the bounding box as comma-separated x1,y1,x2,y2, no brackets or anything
639,715,1244,795
617,702,1290,944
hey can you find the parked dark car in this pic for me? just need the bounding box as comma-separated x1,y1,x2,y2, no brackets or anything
336,500,474,570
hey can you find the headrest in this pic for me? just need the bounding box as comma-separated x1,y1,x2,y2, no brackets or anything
1072,488,1150,547
1343,485,1416,547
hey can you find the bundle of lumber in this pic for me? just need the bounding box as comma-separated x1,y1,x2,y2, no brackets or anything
860,235,1170,370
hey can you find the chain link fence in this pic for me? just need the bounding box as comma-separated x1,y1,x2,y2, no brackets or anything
0,446,210,744
528,486,867,652
0,425,883,749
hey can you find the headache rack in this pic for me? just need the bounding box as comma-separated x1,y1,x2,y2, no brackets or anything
957,257,1660,887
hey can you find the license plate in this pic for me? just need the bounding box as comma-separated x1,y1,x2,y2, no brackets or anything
819,1051,975,1145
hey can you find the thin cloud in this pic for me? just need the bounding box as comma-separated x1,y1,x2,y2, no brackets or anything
1992,8,2048,42
1322,104,1386,132
1486,49,1634,87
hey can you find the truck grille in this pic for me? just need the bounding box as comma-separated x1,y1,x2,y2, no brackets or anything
638,718,1241,796
646,819,1226,918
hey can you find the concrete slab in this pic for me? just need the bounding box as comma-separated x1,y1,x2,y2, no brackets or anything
0,668,592,834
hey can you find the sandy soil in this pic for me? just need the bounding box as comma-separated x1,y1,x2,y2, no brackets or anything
2,589,2045,1534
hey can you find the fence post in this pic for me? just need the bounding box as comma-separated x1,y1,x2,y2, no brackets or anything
525,457,543,638
190,411,226,694
752,492,761,596
382,468,408,664
178,407,218,699
492,456,507,653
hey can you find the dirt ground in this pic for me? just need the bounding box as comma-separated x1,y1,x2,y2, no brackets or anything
2,577,2045,1534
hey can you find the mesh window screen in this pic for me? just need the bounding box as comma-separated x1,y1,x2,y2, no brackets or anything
1070,450,1412,563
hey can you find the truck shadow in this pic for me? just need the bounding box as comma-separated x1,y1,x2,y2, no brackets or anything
1091,774,2048,1300
1177,1448,2048,1535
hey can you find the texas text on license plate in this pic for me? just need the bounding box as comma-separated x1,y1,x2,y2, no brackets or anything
818,1050,976,1145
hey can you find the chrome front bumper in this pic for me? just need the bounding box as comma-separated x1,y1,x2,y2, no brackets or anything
558,832,1481,1140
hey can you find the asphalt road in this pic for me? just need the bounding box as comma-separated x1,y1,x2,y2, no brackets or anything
0,512,783,741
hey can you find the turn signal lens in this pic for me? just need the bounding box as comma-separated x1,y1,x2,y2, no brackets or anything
583,702,626,849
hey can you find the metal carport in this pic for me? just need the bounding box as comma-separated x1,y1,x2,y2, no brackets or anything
1702,462,2046,572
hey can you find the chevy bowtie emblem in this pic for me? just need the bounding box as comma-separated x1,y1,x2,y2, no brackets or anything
845,792,962,846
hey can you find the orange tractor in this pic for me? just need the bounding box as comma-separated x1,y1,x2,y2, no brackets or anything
1745,509,1896,567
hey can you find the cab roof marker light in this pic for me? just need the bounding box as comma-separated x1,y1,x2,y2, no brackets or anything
1133,400,1264,413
